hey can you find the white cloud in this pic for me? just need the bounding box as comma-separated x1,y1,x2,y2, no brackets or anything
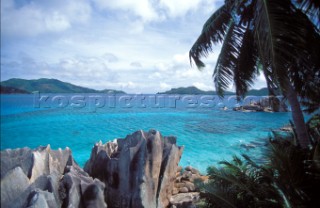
155,62,170,72
1,0,91,36
173,53,189,64
148,72,162,79
130,62,142,67
160,82,171,90
93,0,160,22
192,82,214,91
102,53,119,63
160,0,204,17
1,0,264,94
251,73,267,90
44,12,70,32
92,0,220,23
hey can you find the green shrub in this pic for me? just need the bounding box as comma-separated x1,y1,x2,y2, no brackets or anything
197,114,320,208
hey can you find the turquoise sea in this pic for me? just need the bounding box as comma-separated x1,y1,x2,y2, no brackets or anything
0,94,293,173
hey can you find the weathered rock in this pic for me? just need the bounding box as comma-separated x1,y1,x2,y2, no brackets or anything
83,184,107,208
178,187,189,193
175,176,182,183
199,176,209,183
1,147,33,178
1,146,69,208
27,189,58,208
172,188,179,195
181,171,193,181
174,183,185,188
1,146,106,208
184,182,195,192
171,166,207,207
185,166,199,175
260,96,288,112
1,166,30,207
84,129,184,208
169,192,200,208
61,164,107,208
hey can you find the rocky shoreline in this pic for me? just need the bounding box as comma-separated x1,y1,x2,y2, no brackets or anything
1,130,205,208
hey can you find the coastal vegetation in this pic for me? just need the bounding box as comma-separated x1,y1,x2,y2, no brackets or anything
0,85,30,94
189,0,320,148
189,0,320,207
1,78,272,96
195,114,320,208
158,86,269,96
0,78,126,94
1,0,319,207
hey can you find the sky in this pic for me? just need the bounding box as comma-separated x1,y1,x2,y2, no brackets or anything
1,0,266,93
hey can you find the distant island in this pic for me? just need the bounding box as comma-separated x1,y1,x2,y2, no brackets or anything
0,78,126,94
0,85,31,94
158,86,269,96
0,78,270,95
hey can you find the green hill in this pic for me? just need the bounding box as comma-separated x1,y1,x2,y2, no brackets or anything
158,86,231,95
0,78,126,94
99,89,126,94
245,88,270,96
158,86,270,95
0,85,30,94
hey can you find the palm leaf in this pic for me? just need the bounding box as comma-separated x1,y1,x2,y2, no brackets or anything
233,27,259,97
261,62,280,96
189,5,232,68
254,0,319,91
213,22,241,96
199,182,238,208
294,0,320,28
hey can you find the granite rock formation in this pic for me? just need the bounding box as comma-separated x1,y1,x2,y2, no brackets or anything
170,166,208,208
84,129,184,208
0,145,106,208
1,130,189,208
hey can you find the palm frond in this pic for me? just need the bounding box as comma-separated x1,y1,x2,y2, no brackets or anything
287,9,320,110
189,5,232,68
213,22,241,96
233,28,259,97
293,0,320,28
198,181,238,208
203,154,284,207
254,0,319,91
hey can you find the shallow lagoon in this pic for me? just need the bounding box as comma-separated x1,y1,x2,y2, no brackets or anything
0,94,292,173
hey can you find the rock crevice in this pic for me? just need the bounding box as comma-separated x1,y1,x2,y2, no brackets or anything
1,146,106,208
1,130,189,208
84,130,184,208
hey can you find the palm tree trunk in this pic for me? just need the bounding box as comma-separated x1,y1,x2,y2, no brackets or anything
286,82,310,148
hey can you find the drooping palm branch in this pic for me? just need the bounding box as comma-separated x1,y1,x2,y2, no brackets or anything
189,0,319,147
190,0,319,97
189,5,233,68
253,0,320,91
294,0,320,28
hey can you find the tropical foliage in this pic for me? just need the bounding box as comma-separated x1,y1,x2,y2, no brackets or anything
196,114,320,208
306,114,320,144
189,0,320,148
196,155,284,208
189,0,319,97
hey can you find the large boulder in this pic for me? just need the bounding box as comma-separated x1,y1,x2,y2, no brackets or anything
259,96,288,112
1,145,106,208
169,192,200,208
60,164,106,208
171,166,208,208
84,129,184,208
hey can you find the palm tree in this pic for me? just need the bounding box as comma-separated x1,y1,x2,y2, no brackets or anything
189,0,320,148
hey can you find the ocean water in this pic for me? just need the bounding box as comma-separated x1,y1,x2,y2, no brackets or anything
0,94,292,173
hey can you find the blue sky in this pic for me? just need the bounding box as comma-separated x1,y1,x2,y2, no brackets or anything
1,0,266,93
